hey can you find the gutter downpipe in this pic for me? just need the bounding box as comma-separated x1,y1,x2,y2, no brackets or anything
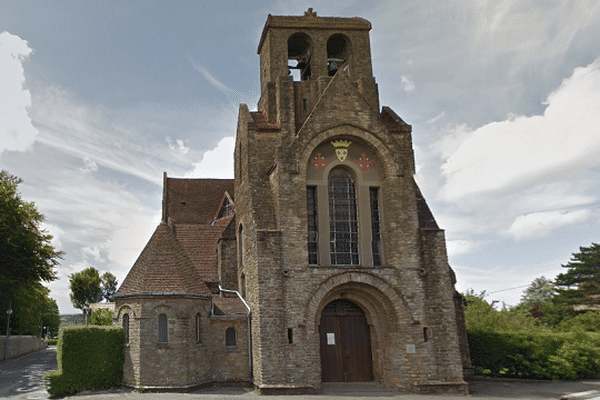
218,285,252,381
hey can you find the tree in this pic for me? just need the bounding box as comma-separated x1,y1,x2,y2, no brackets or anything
462,289,537,332
554,243,600,308
520,276,556,307
101,272,118,302
0,170,62,335
69,267,119,311
69,267,103,311
89,308,114,326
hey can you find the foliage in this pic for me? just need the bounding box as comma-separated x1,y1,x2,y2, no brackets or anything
554,243,600,307
69,267,103,311
11,282,61,336
69,267,118,311
101,272,118,302
0,170,62,335
89,308,114,326
556,311,600,332
44,325,124,397
468,329,600,380
520,276,555,308
45,338,59,345
463,289,537,332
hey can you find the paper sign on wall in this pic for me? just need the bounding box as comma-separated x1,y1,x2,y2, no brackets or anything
406,344,416,354
327,333,335,345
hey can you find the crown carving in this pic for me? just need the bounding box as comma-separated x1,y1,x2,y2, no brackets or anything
331,139,351,148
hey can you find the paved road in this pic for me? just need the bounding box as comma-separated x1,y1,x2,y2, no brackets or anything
1,348,599,399
0,346,57,399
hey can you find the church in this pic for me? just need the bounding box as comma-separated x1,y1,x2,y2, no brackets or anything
115,9,471,394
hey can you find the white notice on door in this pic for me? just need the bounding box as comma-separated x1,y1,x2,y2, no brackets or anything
327,333,335,345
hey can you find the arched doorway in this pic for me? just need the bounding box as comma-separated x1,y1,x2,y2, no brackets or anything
319,299,374,382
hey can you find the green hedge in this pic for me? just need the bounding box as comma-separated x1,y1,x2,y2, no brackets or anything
44,338,58,345
44,325,124,397
468,329,600,380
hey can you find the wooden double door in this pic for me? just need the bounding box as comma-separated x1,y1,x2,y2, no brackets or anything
319,299,374,382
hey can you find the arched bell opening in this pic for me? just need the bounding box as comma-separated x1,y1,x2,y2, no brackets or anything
288,32,312,81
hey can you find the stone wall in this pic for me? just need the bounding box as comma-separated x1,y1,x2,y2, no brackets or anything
116,295,249,389
0,335,46,359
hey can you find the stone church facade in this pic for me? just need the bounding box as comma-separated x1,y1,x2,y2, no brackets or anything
115,10,470,394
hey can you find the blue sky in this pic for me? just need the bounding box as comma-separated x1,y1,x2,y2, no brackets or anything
2,0,600,314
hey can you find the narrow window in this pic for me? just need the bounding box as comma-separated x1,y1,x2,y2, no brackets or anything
329,171,359,265
303,98,307,111
240,273,246,299
370,187,382,266
226,328,237,347
122,313,129,344
307,186,319,264
238,224,243,267
287,328,293,344
158,313,168,343
195,314,202,343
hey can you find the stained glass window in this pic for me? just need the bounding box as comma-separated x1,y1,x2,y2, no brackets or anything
329,171,359,265
370,187,382,266
307,186,319,264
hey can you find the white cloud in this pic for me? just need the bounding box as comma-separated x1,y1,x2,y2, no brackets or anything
439,56,600,203
0,31,38,154
185,136,235,179
166,136,190,155
504,209,592,240
78,157,99,174
447,239,481,257
401,75,415,92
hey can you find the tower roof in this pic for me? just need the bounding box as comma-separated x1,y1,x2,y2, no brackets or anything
117,222,211,297
258,9,371,54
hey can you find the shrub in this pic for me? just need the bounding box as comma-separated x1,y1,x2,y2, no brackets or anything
45,338,58,345
468,329,600,380
44,325,124,397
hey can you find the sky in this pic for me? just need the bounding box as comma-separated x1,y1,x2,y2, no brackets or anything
1,0,599,315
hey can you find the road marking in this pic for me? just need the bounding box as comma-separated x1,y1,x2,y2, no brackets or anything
562,391,600,400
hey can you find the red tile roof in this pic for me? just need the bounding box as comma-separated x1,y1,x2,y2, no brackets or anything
117,222,211,296
163,178,234,225
172,217,234,282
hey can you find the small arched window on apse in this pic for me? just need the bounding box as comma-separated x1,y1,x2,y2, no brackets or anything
225,327,237,347
329,169,359,265
195,313,202,343
122,313,129,344
158,313,168,344
327,34,350,76
288,32,312,81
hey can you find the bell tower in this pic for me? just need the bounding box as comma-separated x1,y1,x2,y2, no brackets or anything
257,8,379,137
234,9,470,395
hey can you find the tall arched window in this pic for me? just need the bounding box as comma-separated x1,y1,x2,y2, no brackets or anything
195,313,202,343
158,313,168,343
329,170,359,265
122,313,129,344
225,327,237,347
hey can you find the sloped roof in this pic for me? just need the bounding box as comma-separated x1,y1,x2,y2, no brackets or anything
414,181,440,230
172,217,234,282
213,296,249,316
117,222,211,296
163,177,234,225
